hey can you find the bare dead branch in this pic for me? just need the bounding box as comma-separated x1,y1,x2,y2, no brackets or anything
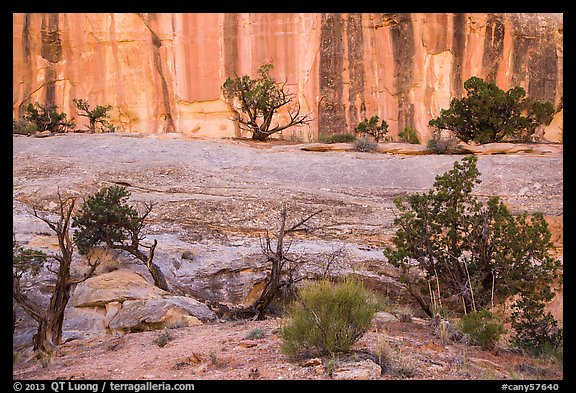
66,253,102,286
13,274,46,323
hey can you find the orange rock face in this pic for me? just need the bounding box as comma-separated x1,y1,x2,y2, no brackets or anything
12,13,563,141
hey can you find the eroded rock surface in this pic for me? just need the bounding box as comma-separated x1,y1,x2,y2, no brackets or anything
12,134,563,344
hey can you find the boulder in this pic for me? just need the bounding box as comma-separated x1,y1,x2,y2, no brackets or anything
72,270,167,307
107,296,217,332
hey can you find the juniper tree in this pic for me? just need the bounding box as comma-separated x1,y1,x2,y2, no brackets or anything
72,98,112,133
384,155,561,320
429,76,555,144
13,193,101,356
72,186,169,291
354,115,389,142
23,102,75,133
222,63,312,141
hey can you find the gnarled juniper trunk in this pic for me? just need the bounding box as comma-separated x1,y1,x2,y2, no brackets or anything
109,239,170,292
34,288,69,355
13,195,101,357
131,240,170,292
251,130,272,142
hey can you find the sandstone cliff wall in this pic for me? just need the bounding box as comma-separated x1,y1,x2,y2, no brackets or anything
12,13,563,141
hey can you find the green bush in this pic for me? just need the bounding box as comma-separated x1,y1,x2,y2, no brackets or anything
153,330,173,347
23,102,75,133
384,155,561,318
13,119,38,136
429,76,554,144
459,309,505,350
280,278,378,356
354,115,388,142
72,98,113,133
245,328,265,340
511,296,563,357
398,126,420,144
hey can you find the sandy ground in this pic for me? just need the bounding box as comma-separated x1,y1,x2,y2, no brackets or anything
12,315,562,381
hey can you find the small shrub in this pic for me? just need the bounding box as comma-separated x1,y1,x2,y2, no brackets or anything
318,133,357,144
245,328,265,340
353,137,378,152
354,115,389,142
72,98,113,133
374,337,394,371
459,309,505,350
280,278,379,356
209,350,223,367
398,126,420,144
393,305,414,323
325,356,338,377
153,329,173,347
101,123,118,133
13,119,38,135
511,296,563,357
23,102,75,133
434,318,464,344
426,130,460,154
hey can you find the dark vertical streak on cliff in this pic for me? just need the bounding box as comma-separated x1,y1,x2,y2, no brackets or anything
510,14,529,89
223,13,240,137
346,13,366,127
318,13,346,136
482,14,505,82
19,14,33,116
40,13,62,106
139,13,175,133
511,37,529,87
527,39,557,101
223,13,239,77
390,13,415,131
510,14,558,103
451,13,466,99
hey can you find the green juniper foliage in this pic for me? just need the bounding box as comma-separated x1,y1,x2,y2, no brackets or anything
72,186,140,255
511,291,563,356
23,102,75,133
384,156,561,321
222,63,311,141
429,76,554,144
354,115,389,142
73,98,113,133
13,237,49,277
72,186,170,291
398,126,420,144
